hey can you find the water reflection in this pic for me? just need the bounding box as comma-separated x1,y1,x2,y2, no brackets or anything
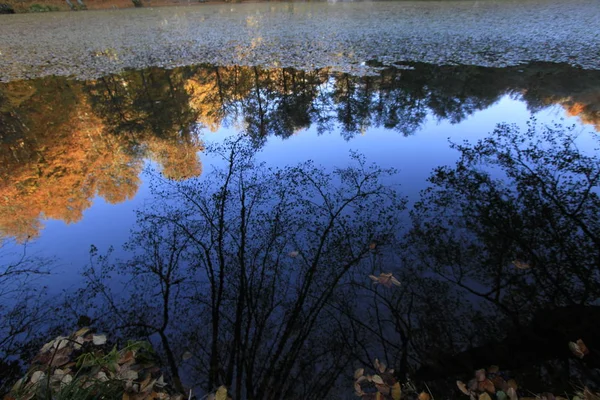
1,63,599,241
1,96,600,397
54,123,600,399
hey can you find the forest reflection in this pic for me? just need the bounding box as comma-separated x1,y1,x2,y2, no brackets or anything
0,62,599,242
59,123,600,399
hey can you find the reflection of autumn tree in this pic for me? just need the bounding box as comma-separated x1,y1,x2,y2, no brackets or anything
86,67,204,182
0,79,142,241
0,67,206,240
2,63,599,241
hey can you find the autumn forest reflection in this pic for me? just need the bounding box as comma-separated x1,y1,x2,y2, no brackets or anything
1,62,599,241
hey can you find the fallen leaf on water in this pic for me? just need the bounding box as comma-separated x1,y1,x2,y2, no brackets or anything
369,242,377,250
215,386,228,400
584,387,600,400
372,374,384,385
507,379,518,390
482,379,495,393
391,382,402,400
497,391,508,400
512,260,531,270
354,381,364,396
30,371,45,384
288,251,299,258
479,394,492,400
507,387,518,400
419,392,431,400
457,381,470,395
119,350,135,364
475,369,486,382
370,272,401,288
93,334,107,345
182,351,193,361
354,368,364,380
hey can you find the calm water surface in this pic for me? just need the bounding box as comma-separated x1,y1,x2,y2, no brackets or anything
1,61,600,397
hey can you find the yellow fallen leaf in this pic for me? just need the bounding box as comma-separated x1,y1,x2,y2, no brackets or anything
391,382,402,400
215,386,228,400
457,381,470,396
354,368,364,380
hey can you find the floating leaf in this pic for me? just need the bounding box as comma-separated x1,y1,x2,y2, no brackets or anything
369,242,377,250
215,386,228,400
497,391,508,400
507,379,518,390
419,392,431,400
583,387,600,400
30,371,45,384
512,260,531,270
370,272,401,288
119,350,135,364
507,387,518,400
457,381,470,395
475,369,486,382
288,251,299,258
182,351,193,361
354,382,364,396
74,327,91,337
372,374,384,385
391,382,402,400
483,379,495,393
93,334,107,345
354,368,365,380
479,393,493,400
487,365,499,374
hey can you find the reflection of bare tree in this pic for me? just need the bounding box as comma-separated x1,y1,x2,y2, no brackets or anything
70,138,406,399
402,120,600,387
0,242,52,395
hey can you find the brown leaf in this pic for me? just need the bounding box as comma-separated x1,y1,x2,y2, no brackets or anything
482,379,495,393
569,341,585,358
479,393,493,400
507,387,518,400
119,350,135,365
354,381,364,396
475,369,486,382
418,392,431,400
507,379,518,390
372,375,384,385
369,242,377,250
577,339,590,356
457,381,470,396
584,387,600,400
512,260,531,270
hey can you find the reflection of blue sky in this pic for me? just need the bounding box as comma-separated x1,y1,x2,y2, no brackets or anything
4,95,596,294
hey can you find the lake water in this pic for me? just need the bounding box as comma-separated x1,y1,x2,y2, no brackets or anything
1,4,600,399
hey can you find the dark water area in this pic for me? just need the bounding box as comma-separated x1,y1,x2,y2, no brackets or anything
1,62,600,398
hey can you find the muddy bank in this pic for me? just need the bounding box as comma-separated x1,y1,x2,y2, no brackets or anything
0,0,599,82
